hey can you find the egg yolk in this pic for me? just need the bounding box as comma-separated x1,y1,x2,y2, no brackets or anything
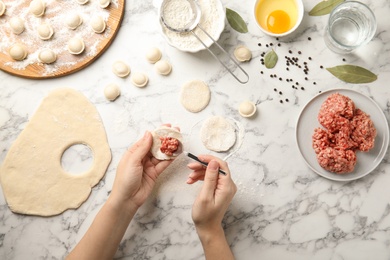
267,10,290,34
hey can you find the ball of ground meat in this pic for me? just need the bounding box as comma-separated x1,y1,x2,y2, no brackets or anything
318,93,355,132
316,147,357,174
350,109,377,152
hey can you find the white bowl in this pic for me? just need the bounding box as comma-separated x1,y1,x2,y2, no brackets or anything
253,0,304,37
158,0,225,53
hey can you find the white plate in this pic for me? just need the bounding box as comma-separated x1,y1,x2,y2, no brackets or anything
158,0,225,53
296,89,389,181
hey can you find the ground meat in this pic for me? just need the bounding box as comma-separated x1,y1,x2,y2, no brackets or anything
316,147,357,174
350,109,377,151
311,93,376,174
159,137,179,156
318,93,355,133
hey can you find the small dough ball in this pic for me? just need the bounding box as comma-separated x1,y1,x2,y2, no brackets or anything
146,47,162,63
131,72,148,88
180,80,210,113
104,84,120,101
239,101,256,117
90,16,106,34
155,60,172,75
9,17,25,35
0,1,6,17
37,23,54,40
38,49,57,64
76,0,89,5
9,44,28,61
200,116,236,152
234,45,252,62
99,0,110,8
66,13,83,30
112,61,130,78
29,0,46,17
67,37,85,55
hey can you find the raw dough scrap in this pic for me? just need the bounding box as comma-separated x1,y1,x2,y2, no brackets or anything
151,126,183,160
0,88,112,216
200,116,236,152
180,80,210,113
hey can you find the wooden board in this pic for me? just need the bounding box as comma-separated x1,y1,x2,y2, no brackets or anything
0,0,125,79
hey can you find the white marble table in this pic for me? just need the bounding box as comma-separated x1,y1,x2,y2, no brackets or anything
1,0,390,259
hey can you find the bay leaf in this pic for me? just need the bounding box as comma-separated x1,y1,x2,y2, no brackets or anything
309,0,345,16
264,49,278,69
226,8,248,33
326,65,377,83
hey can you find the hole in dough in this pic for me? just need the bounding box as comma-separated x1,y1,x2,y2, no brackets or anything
61,144,94,176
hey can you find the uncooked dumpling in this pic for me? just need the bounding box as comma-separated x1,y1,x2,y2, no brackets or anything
9,43,28,61
234,45,252,62
76,0,89,5
112,61,130,78
200,116,236,152
66,13,83,30
238,101,256,117
90,15,106,34
0,1,6,16
180,80,210,113
37,23,54,40
38,49,57,64
67,37,85,55
155,60,172,75
29,0,46,17
146,47,162,64
104,83,120,101
131,72,148,88
99,0,110,8
150,126,183,160
9,17,25,35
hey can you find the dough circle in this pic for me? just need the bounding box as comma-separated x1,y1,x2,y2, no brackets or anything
112,60,130,78
234,45,252,62
131,72,148,88
99,0,110,8
155,60,172,75
29,0,46,17
200,116,236,152
9,17,25,35
146,47,162,64
180,80,210,113
38,49,57,64
90,15,106,34
67,37,85,55
150,126,183,160
9,44,28,61
0,1,6,16
66,13,83,30
37,23,54,40
239,101,256,117
104,83,120,101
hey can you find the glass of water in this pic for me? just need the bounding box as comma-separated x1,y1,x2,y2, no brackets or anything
324,1,376,54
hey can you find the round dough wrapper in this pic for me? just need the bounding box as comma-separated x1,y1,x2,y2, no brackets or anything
38,49,57,64
146,47,162,63
29,0,46,17
99,0,110,8
9,17,25,35
0,1,6,16
155,60,172,75
151,126,183,160
68,37,85,55
37,23,54,40
112,61,130,78
131,72,148,88
66,13,83,30
200,116,236,152
104,84,120,101
234,45,252,62
9,44,28,61
90,15,106,33
180,80,210,113
239,101,256,117
77,0,89,5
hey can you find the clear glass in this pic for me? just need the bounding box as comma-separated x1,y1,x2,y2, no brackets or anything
324,1,376,54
